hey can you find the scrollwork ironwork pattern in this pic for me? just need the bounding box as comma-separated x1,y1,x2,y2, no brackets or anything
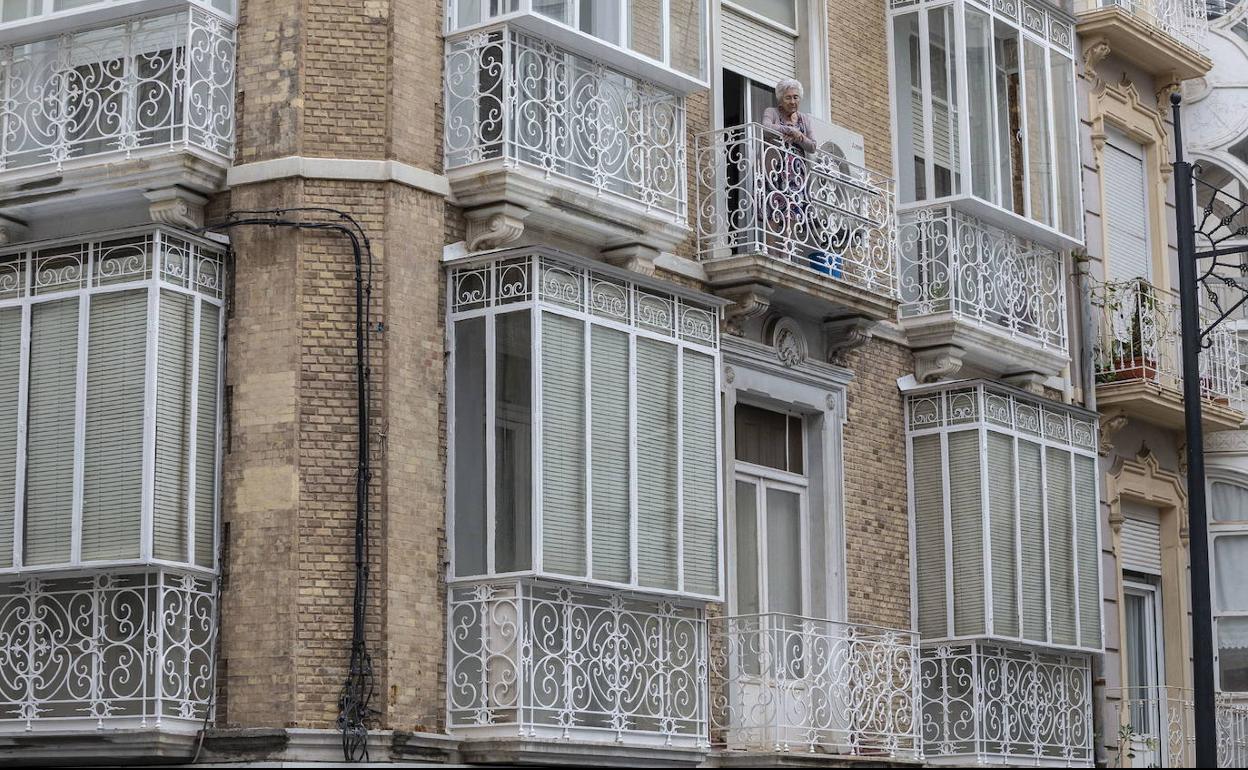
898,206,1067,353
0,569,215,730
447,580,708,745
0,8,236,173
920,642,1093,764
1105,687,1248,767
1074,0,1208,51
906,383,1098,452
708,613,922,758
695,123,898,300
443,26,686,220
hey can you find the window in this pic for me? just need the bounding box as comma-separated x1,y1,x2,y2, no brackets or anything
907,383,1101,651
1210,481,1248,691
1103,128,1153,283
890,0,1081,238
0,229,223,572
448,251,723,599
0,0,235,26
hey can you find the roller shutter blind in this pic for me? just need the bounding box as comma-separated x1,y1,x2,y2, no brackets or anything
591,325,630,583
81,289,146,562
912,433,947,639
988,431,1018,637
0,308,19,568
1019,439,1048,642
636,337,678,591
1047,446,1077,646
23,299,79,566
1104,129,1152,283
949,430,984,636
1121,506,1162,575
541,312,586,576
154,290,193,562
1075,455,1101,649
682,349,718,596
194,303,220,568
721,4,796,91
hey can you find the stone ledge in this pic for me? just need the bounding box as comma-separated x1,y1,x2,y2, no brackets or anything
0,728,201,767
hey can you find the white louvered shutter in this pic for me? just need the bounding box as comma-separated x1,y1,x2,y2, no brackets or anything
987,431,1019,637
1075,455,1102,649
0,307,20,567
154,290,193,562
1047,446,1077,647
721,4,797,90
541,312,586,576
1018,439,1048,642
1104,129,1152,283
636,337,678,591
591,325,630,583
194,303,220,568
912,433,947,639
682,349,718,596
81,290,147,562
949,430,985,636
23,299,80,566
1121,504,1162,575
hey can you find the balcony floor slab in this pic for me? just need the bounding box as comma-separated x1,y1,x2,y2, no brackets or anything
900,312,1069,378
1096,379,1244,432
1075,7,1212,80
703,251,897,323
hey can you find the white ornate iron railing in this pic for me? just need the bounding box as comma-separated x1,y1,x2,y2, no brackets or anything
694,122,898,299
0,569,215,731
708,613,922,759
898,205,1068,352
446,579,708,746
0,7,235,173
1077,0,1208,51
920,642,1094,764
443,25,687,221
1106,686,1248,767
1091,279,1243,407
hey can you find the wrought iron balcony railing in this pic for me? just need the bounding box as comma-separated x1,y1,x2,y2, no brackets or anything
898,205,1068,352
709,613,922,759
1077,0,1208,51
0,7,235,174
694,122,898,300
1105,686,1248,767
447,579,708,747
1091,278,1243,406
443,25,687,222
921,642,1094,765
0,569,215,731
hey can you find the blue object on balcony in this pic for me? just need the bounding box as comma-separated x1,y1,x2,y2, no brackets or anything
808,251,843,279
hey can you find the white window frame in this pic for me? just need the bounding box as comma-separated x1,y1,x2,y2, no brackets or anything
1207,473,1248,693
0,0,237,46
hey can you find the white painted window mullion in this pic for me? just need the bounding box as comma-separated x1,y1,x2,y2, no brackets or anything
675,341,684,593
532,291,544,574
918,9,936,201
953,0,972,194
584,316,593,579
12,300,31,569
628,322,638,586
69,258,91,565
184,295,202,565
1069,449,1080,645
1012,433,1024,639
140,280,161,562
485,312,497,576
940,423,954,638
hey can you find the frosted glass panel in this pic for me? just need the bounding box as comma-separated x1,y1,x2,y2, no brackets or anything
735,480,759,615
766,488,801,616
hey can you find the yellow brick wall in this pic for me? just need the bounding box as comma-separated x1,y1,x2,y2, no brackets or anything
828,0,895,175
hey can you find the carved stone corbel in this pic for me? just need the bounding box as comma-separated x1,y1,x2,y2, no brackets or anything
145,187,208,229
1083,37,1112,83
1098,407,1130,457
601,243,659,277
1156,80,1182,116
914,345,965,383
465,202,529,252
720,283,773,337
823,314,878,364
1003,371,1048,396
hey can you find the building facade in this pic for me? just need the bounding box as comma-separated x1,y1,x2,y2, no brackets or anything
0,0,1241,766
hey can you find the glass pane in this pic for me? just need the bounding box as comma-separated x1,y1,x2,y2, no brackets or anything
455,0,482,27
1219,617,1248,691
994,20,1024,215
766,488,802,616
1023,38,1052,226
495,311,531,573
1050,53,1080,236
735,480,760,615
533,0,568,23
1123,591,1157,730
735,403,788,470
787,415,803,475
454,317,488,576
628,0,663,61
1,0,33,23
1212,482,1248,522
928,6,960,198
1216,536,1248,611
966,8,997,203
580,0,622,44
893,12,924,202
732,0,797,28
669,0,706,78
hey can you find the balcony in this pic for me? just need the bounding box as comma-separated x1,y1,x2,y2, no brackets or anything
0,7,235,225
1104,687,1248,767
443,24,689,255
694,123,898,321
446,580,708,752
1091,279,1245,431
1075,0,1212,80
898,206,1069,379
0,568,215,732
921,642,1094,766
709,613,922,761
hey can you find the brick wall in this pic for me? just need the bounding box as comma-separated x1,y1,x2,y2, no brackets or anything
828,0,894,175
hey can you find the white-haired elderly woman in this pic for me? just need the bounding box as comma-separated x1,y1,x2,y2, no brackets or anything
763,78,817,154
761,79,818,259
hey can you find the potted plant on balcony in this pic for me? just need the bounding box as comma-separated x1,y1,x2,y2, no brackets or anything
1102,278,1160,384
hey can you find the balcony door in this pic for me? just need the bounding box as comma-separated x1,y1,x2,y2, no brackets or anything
1122,577,1166,768
1103,127,1153,285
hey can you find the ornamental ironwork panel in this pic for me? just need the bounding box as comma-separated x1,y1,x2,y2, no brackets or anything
1075,0,1208,50
920,642,1093,764
1104,687,1248,767
898,206,1068,353
694,122,898,299
708,613,922,759
447,580,708,746
0,569,215,730
0,8,236,173
443,26,687,221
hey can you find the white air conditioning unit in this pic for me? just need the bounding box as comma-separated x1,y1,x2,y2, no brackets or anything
807,116,866,169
